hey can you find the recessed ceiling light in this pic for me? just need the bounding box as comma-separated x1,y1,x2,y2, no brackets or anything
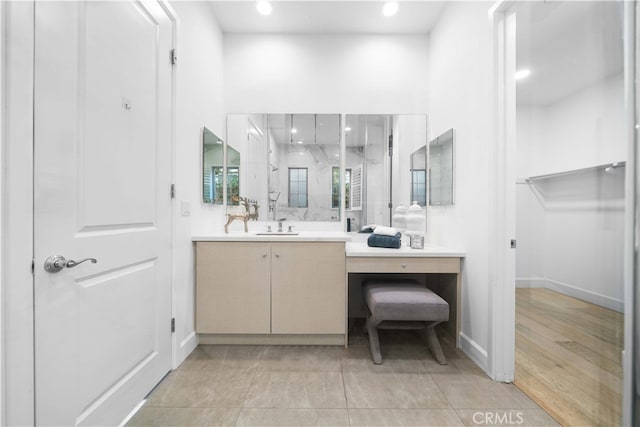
382,2,398,17
256,1,272,16
345,126,352,132
514,69,531,80
291,128,297,134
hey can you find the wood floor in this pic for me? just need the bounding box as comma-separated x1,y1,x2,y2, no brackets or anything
515,288,624,427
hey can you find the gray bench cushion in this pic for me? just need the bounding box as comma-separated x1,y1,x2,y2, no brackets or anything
363,282,449,323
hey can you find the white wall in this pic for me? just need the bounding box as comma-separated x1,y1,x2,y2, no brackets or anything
427,1,494,370
518,74,626,178
516,74,626,312
171,1,225,367
223,33,429,114
1,2,35,425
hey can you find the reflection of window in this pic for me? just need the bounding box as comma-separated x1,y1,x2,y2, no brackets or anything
205,166,239,205
288,167,308,208
411,169,427,207
227,167,239,205
332,167,351,209
211,166,224,204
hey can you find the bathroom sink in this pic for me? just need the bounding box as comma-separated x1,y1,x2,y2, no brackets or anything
255,232,299,236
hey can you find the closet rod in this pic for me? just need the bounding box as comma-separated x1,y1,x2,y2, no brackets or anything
524,161,626,183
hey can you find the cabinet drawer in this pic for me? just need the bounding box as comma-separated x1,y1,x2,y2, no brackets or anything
347,256,460,273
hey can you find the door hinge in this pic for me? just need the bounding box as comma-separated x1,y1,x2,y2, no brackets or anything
171,49,177,65
171,317,175,333
510,239,517,249
171,184,175,199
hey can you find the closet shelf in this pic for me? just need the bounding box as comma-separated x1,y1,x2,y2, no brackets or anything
523,161,626,183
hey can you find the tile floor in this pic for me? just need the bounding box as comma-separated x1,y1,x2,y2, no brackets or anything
127,327,558,426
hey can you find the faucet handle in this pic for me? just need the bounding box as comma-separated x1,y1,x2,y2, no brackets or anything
288,225,294,232
266,225,272,232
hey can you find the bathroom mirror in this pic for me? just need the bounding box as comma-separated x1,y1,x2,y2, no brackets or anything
226,113,341,222
202,127,224,204
345,114,427,229
410,146,427,207
429,128,454,205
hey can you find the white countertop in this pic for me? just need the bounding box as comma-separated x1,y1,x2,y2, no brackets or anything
346,241,465,257
192,231,351,242
192,232,464,256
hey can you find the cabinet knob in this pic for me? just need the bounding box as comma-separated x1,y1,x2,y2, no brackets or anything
401,263,407,268
275,253,280,258
262,253,268,258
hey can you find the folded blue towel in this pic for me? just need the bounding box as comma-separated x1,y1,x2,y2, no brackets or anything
367,232,402,249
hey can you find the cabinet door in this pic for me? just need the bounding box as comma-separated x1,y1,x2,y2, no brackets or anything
196,242,270,334
271,242,346,334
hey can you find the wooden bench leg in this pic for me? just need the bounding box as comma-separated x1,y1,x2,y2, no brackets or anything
425,323,447,365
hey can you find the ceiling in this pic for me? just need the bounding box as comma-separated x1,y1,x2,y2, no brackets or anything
208,1,447,34
206,1,623,107
515,1,623,106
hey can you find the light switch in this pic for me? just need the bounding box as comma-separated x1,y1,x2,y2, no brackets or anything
181,200,191,216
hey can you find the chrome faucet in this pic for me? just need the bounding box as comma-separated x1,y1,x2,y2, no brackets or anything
277,218,286,232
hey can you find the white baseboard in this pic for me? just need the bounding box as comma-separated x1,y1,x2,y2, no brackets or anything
459,332,488,373
544,278,624,313
515,277,623,313
173,331,197,369
198,333,345,346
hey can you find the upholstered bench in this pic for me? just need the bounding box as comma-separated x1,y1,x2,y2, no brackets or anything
363,280,449,365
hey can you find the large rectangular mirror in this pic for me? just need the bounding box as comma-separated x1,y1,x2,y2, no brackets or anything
429,128,454,205
344,114,427,230
225,114,427,225
226,114,342,222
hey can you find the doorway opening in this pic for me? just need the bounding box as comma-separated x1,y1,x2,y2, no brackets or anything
510,2,626,425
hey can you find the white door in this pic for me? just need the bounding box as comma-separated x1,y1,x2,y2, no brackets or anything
33,1,173,425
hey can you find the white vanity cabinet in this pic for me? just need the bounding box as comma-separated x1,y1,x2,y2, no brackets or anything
195,240,346,341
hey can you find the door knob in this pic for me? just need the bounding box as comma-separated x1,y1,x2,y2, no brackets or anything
44,255,97,273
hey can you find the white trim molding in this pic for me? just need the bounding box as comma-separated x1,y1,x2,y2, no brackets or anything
459,332,489,374
488,0,517,383
622,2,637,425
2,1,35,425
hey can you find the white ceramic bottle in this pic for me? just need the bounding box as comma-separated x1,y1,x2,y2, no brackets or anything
392,204,407,230
405,201,425,236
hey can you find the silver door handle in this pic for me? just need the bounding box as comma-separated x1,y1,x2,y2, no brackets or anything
44,255,97,273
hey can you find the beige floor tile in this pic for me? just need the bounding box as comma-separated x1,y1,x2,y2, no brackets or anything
343,371,451,409
145,368,255,408
235,408,350,426
259,346,343,372
186,345,228,360
455,409,560,426
125,406,240,426
181,346,264,371
244,371,347,409
348,408,464,426
342,357,427,374
432,374,538,410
